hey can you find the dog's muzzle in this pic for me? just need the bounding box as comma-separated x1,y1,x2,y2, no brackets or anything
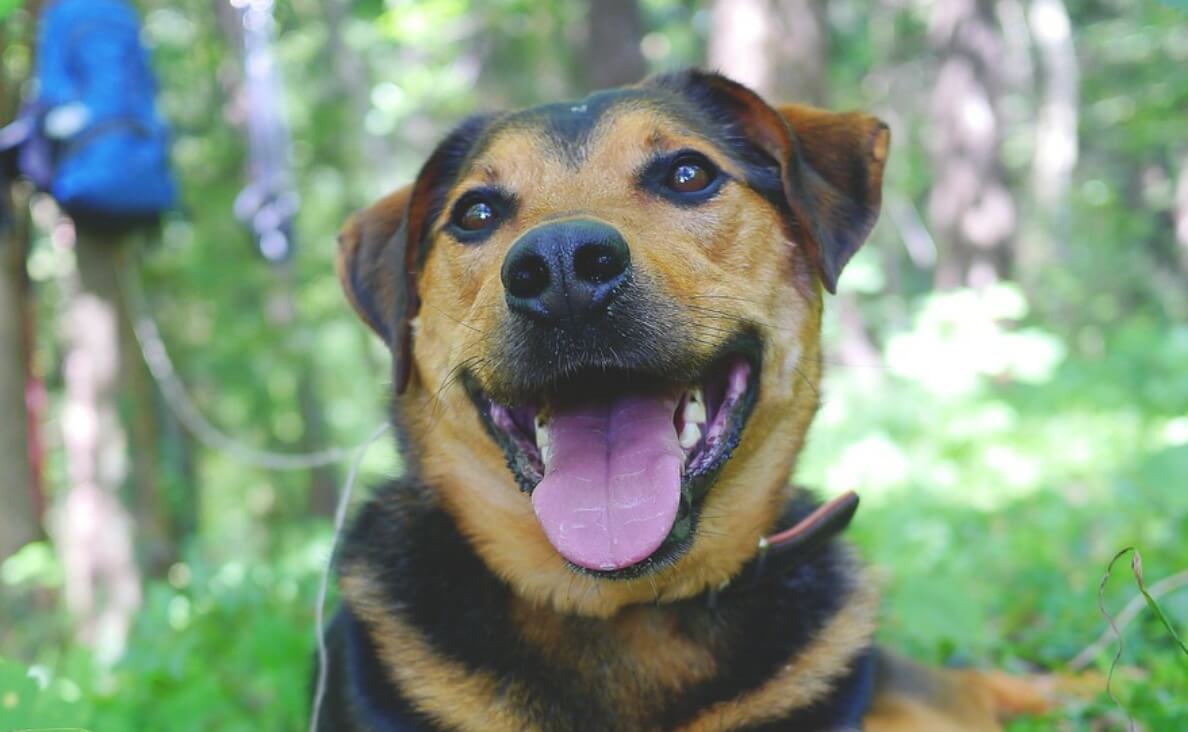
467,220,764,575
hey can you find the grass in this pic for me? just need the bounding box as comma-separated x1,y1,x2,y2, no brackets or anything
3,285,1186,730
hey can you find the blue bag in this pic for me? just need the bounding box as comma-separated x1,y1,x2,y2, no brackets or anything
30,0,177,224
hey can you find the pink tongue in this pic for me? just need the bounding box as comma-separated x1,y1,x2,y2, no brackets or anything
531,391,683,571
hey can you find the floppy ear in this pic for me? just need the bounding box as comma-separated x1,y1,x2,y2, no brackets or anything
336,185,416,390
336,113,495,394
656,71,889,293
337,186,411,342
777,103,890,293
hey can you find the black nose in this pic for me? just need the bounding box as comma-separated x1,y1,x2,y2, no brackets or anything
501,219,631,327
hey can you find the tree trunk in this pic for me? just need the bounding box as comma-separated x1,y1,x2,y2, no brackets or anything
56,226,142,663
582,0,647,90
707,0,771,94
927,0,1016,290
708,0,827,105
0,183,39,562
767,0,829,105
1020,0,1078,288
1177,159,1188,277
0,0,43,564
265,268,339,517
118,251,175,576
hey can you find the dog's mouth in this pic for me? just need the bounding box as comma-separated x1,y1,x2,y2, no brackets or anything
464,341,760,577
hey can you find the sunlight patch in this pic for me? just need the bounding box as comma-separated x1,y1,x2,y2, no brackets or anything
885,285,1065,397
826,432,910,495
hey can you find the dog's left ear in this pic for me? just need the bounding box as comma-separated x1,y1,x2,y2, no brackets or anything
775,103,890,293
658,71,889,293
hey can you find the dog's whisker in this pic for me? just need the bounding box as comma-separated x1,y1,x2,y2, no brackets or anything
422,301,489,336
689,294,762,305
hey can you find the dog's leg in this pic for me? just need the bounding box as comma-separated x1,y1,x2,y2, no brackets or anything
863,648,1068,732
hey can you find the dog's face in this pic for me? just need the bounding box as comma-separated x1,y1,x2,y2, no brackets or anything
338,70,887,616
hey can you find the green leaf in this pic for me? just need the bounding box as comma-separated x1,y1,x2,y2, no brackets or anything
0,0,20,21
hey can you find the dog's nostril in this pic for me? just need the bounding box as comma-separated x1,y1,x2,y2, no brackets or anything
506,253,551,299
573,241,629,286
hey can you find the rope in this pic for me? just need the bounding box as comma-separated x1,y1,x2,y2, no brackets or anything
119,268,392,729
121,270,383,470
309,421,389,732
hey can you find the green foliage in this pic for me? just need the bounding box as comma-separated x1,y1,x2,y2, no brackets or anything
2,533,331,731
0,0,22,23
3,0,1187,729
801,290,1188,729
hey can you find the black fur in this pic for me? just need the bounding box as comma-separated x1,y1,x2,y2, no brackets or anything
316,482,873,731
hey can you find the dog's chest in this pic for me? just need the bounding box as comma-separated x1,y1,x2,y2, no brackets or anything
333,484,873,731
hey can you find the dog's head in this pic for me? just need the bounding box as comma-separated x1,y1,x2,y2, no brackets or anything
337,70,888,616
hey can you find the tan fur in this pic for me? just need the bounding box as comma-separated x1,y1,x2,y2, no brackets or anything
333,76,1076,730
510,598,721,727
343,558,880,732
864,650,1081,731
402,105,825,617
343,568,538,732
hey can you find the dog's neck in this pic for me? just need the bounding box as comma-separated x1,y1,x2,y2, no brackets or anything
704,490,860,606
335,481,879,730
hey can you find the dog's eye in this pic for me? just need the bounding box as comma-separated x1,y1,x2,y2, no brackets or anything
666,155,716,194
455,199,497,232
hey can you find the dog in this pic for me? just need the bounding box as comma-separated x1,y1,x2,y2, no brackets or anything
317,69,1063,731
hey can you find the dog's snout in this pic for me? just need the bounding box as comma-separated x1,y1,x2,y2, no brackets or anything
501,220,630,326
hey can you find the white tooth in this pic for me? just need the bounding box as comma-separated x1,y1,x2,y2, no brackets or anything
683,396,707,425
679,422,702,450
538,422,552,465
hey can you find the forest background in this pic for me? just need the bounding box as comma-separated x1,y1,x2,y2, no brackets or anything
1,0,1187,729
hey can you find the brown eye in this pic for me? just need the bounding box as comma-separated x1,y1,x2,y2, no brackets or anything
667,156,714,193
456,199,496,231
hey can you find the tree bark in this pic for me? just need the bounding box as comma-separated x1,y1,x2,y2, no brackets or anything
1021,0,1078,286
1176,159,1188,277
582,0,647,90
0,183,39,562
767,0,829,105
708,0,828,105
0,0,43,564
56,226,142,663
118,251,175,576
927,0,1016,290
707,0,771,94
264,268,339,518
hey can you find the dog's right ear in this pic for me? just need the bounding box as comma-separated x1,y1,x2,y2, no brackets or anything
337,113,496,394
336,185,412,346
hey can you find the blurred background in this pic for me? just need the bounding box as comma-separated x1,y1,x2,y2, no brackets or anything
1,0,1186,729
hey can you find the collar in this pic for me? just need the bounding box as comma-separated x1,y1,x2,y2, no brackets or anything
752,490,860,583
707,491,860,606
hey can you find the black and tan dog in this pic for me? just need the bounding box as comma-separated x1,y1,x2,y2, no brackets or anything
318,70,1061,731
